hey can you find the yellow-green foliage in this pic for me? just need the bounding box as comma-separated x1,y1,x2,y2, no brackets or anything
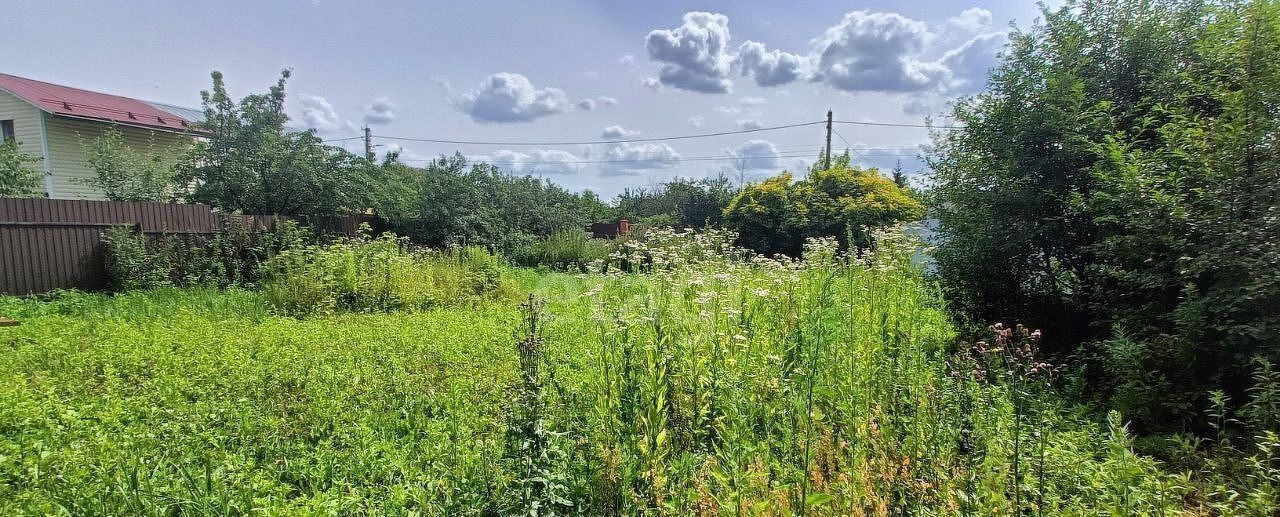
724,166,923,255
261,233,516,315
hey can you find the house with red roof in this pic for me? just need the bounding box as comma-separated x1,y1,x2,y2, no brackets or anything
0,73,204,199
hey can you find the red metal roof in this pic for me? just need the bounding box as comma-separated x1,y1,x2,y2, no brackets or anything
0,73,201,133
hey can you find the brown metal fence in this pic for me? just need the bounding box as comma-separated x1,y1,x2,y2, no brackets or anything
0,198,379,295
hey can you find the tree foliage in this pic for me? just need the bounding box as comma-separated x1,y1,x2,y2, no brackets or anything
929,0,1280,432
78,126,180,202
394,153,610,252
177,70,408,216
613,176,738,229
724,164,923,256
0,139,42,197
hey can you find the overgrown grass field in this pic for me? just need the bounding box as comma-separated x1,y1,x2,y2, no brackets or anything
1,235,1276,515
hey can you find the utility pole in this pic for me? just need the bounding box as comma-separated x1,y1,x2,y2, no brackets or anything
363,126,374,160
824,109,833,171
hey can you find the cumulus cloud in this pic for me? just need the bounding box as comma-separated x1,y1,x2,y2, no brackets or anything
811,11,950,92
458,73,571,123
737,119,763,130
938,31,1006,93
599,96,619,106
688,116,705,128
618,54,636,65
601,125,639,140
492,149,583,175
740,96,767,106
646,11,735,93
295,94,346,132
577,98,596,110
362,96,395,125
641,8,1007,103
714,106,743,115
947,7,993,32
737,41,809,87
726,140,782,170
642,77,662,91
593,142,682,176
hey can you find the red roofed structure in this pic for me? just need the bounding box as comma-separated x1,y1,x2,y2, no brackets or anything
0,73,203,199
0,73,202,133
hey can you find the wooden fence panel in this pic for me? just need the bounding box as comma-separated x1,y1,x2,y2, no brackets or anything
0,198,377,295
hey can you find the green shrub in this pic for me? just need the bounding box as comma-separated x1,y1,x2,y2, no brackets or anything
101,221,310,291
101,225,168,291
513,229,611,271
261,232,516,315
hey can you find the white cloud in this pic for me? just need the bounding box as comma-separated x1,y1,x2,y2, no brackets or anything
492,149,583,175
740,96,767,106
598,96,619,106
643,77,662,91
458,73,571,123
618,54,636,65
640,8,1007,104
577,98,596,110
362,96,395,125
737,119,763,130
601,125,639,140
688,116,705,128
737,41,809,87
726,140,782,170
592,142,682,176
295,94,346,132
811,11,949,93
714,106,743,115
646,11,735,93
937,31,1006,93
947,7,993,32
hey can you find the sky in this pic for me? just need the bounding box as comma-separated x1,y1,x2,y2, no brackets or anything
3,0,1050,198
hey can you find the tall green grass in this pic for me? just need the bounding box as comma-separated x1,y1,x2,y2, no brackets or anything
261,233,517,316
0,231,1276,515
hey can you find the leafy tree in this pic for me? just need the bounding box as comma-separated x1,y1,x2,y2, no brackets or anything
78,126,180,202
0,139,41,197
177,70,402,216
614,176,738,229
397,153,610,252
929,0,1280,432
724,164,923,256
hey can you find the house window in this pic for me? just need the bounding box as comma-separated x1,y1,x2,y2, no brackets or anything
0,120,14,144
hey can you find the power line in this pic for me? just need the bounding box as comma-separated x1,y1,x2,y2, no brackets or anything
834,120,961,130
397,150,821,166
324,120,823,146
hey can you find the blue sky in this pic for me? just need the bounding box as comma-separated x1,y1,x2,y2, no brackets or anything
3,0,1048,197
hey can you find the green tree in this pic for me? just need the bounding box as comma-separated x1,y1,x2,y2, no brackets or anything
929,0,1280,431
614,176,738,229
176,70,395,216
397,153,610,252
724,165,922,256
78,126,180,202
0,139,42,197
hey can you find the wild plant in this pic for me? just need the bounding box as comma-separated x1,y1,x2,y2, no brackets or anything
507,294,573,515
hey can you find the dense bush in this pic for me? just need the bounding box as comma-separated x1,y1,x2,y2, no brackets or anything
395,153,611,253
101,221,309,291
613,176,738,229
0,139,42,197
724,163,923,256
512,229,611,271
261,232,516,315
928,0,1280,434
